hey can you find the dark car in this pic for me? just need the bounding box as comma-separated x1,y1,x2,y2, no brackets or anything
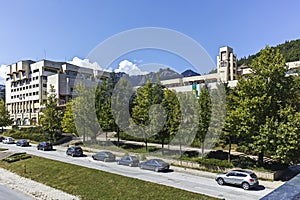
16,139,29,147
139,159,170,172
117,155,139,167
0,136,5,142
37,142,53,151
92,151,116,162
66,146,83,157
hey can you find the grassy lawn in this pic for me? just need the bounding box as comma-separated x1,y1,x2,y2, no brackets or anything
0,155,216,200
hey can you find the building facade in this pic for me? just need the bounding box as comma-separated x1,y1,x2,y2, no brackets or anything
5,60,108,125
0,84,5,100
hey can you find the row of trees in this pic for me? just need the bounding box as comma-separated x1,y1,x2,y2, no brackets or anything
59,73,213,157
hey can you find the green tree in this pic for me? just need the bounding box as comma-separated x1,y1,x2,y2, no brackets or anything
131,80,165,151
39,85,63,142
172,92,199,156
95,74,117,142
197,85,211,158
228,46,299,164
111,77,133,147
0,99,12,132
161,89,181,152
61,99,77,135
73,83,100,143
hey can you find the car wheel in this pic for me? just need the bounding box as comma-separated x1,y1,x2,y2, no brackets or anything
242,182,250,190
217,178,224,185
154,167,159,172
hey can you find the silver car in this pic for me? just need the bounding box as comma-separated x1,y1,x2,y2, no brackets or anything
215,169,259,190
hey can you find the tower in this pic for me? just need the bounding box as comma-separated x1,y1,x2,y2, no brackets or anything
217,46,237,82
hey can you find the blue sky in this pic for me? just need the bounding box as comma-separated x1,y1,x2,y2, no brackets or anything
0,0,300,79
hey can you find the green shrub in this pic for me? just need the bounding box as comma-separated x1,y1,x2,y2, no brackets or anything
3,154,32,163
197,158,233,169
232,156,257,169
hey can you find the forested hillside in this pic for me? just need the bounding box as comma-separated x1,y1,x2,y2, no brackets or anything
237,39,300,66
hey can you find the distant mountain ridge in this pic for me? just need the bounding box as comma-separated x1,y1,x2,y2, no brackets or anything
115,68,183,86
181,69,200,77
238,39,300,66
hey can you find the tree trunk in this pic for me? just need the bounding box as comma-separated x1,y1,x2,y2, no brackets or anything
179,137,182,157
228,136,231,162
201,140,205,158
258,151,264,166
161,135,165,155
145,138,148,151
117,129,120,147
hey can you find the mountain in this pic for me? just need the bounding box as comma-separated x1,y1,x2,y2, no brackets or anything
238,39,300,66
181,69,200,77
115,68,182,86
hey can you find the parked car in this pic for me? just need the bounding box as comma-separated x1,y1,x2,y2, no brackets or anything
92,151,116,162
16,139,29,147
0,136,5,142
139,159,170,172
215,169,259,190
66,146,83,157
37,142,53,151
117,155,139,167
2,137,15,144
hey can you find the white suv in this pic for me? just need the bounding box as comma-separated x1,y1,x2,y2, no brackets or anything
2,137,15,144
215,169,259,190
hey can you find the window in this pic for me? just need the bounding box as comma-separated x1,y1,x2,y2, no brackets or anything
33,69,39,73
42,76,47,80
43,84,47,88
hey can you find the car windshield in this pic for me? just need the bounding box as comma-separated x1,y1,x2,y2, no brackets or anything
156,160,166,165
131,156,138,160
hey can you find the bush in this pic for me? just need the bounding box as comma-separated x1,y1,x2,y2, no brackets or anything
5,130,50,142
3,153,32,163
232,156,257,169
197,158,234,169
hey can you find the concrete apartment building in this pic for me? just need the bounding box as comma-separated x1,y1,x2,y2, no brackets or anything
5,60,108,125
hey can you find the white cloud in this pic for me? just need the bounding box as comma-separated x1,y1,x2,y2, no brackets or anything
0,65,8,85
115,60,149,76
68,57,104,71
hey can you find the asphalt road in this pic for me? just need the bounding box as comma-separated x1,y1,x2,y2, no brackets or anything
0,143,276,200
0,184,33,200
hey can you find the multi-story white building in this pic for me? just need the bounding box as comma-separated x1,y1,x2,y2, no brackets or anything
161,46,238,94
5,60,108,125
